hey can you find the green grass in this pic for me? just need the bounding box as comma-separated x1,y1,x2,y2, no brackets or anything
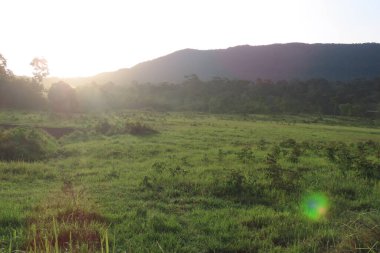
0,110,379,252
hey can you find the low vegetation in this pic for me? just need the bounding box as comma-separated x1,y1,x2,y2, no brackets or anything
95,119,157,136
0,127,58,161
0,110,379,252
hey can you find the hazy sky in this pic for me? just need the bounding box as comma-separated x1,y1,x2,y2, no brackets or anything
1,0,379,77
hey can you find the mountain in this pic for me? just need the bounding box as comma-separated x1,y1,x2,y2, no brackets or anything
47,43,380,86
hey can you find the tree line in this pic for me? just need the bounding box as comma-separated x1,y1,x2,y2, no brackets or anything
1,54,380,117
0,54,47,110
79,75,380,117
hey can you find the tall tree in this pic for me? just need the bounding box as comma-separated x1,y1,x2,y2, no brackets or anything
30,57,49,83
0,53,13,78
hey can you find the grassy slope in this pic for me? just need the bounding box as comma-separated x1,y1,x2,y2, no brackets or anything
0,110,380,252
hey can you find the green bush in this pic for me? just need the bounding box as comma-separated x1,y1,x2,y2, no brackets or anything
0,127,58,161
60,129,95,142
124,121,157,136
95,120,112,135
236,146,255,164
279,138,297,148
94,120,158,136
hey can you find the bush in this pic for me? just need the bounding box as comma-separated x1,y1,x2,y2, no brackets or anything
354,156,380,179
288,145,302,163
225,170,246,195
279,138,297,148
0,127,58,161
236,146,255,164
95,120,112,135
257,138,267,150
94,120,158,136
60,129,95,143
124,121,157,136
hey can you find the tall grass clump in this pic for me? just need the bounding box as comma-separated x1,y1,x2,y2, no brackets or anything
335,211,380,252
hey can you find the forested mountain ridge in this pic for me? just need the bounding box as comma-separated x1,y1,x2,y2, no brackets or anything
48,43,380,86
129,43,380,82
2,44,380,117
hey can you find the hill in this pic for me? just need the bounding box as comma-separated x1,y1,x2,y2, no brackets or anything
46,43,380,86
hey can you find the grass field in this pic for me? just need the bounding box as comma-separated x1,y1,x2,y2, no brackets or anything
0,110,380,253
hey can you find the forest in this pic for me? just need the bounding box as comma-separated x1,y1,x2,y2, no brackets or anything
1,57,380,118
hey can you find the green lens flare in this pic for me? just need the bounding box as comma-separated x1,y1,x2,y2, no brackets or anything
301,193,329,221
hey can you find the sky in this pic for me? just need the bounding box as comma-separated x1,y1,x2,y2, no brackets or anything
1,0,379,77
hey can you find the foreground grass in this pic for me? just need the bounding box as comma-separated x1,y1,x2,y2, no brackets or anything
0,110,380,252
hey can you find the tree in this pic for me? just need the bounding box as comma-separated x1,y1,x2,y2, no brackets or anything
48,81,78,113
0,54,7,76
0,53,14,78
339,103,352,116
30,57,49,83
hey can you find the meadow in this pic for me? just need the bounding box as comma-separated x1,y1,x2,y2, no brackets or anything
0,110,379,253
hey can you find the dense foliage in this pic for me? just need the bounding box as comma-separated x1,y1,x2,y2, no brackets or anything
0,75,46,110
0,54,46,110
2,52,380,117
48,81,78,113
77,75,380,117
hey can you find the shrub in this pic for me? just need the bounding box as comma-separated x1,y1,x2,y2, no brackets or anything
211,170,247,197
288,145,302,163
225,170,246,195
210,170,265,205
264,165,300,193
335,144,355,170
326,145,336,162
124,121,157,136
217,149,226,162
169,165,188,177
266,151,278,166
270,145,281,159
150,215,180,233
265,153,277,166
95,120,112,135
354,156,380,179
0,127,58,161
279,138,297,148
257,138,267,150
94,120,158,136
151,161,167,173
60,129,94,142
236,146,255,164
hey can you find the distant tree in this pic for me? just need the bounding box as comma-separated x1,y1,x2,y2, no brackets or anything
30,57,49,83
48,81,78,113
0,53,45,109
339,103,352,116
0,54,7,77
0,53,14,78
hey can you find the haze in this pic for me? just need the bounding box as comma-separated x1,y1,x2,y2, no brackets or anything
1,0,379,77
